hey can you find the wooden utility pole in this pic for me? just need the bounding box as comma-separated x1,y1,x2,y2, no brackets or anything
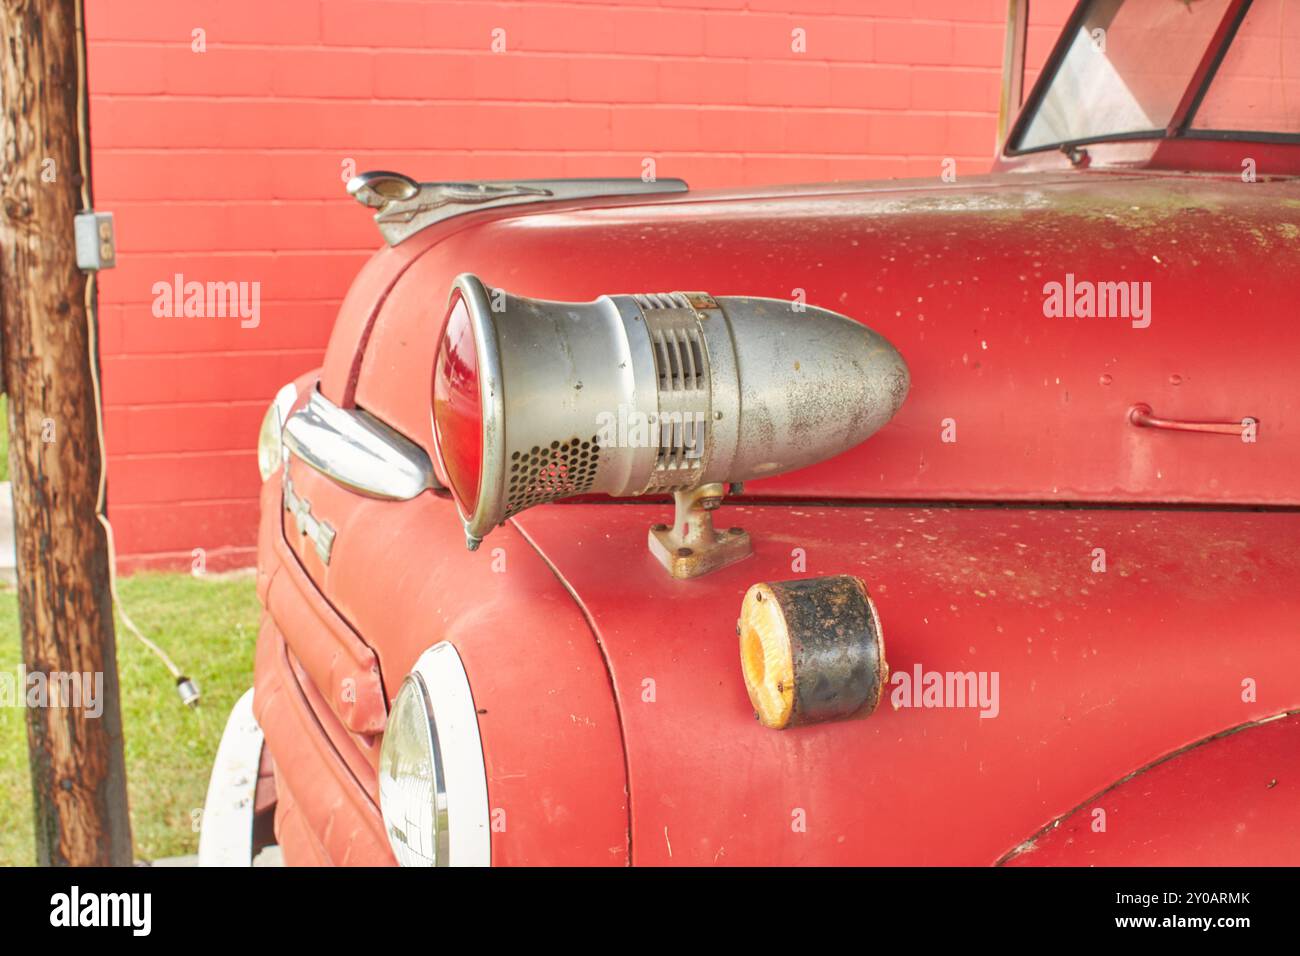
0,0,132,864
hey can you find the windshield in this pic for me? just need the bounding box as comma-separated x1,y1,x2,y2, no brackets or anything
1015,0,1298,151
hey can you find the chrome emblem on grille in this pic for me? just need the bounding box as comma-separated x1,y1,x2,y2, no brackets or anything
283,461,336,564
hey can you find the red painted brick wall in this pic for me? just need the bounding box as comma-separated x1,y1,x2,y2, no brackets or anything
87,0,1074,571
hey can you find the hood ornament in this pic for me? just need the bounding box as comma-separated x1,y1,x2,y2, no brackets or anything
346,170,688,246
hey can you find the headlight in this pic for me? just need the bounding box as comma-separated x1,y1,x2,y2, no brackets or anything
378,642,491,867
378,671,444,865
257,382,298,480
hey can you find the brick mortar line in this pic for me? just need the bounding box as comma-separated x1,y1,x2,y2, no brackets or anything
90,92,1000,110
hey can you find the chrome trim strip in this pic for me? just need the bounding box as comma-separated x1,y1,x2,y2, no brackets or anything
348,171,689,246
408,643,491,867
282,389,439,501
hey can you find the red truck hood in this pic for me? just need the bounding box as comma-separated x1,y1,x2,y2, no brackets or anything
292,170,1300,863
511,499,1300,865
346,169,1300,507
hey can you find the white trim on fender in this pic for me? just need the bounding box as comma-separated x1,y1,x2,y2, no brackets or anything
411,643,492,866
198,688,264,866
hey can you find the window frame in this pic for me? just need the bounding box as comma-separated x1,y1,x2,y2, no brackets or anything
1004,0,1298,157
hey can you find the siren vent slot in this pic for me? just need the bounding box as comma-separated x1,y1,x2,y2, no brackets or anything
634,292,691,311
687,334,704,388
665,331,681,389
639,296,711,492
649,327,706,392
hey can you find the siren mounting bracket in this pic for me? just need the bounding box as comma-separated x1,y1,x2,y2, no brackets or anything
648,483,753,579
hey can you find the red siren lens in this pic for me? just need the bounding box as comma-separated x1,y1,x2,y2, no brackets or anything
433,294,483,512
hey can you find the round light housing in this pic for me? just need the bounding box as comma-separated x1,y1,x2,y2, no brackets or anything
378,672,446,866
256,382,298,480
257,404,282,481
377,642,491,867
738,576,888,730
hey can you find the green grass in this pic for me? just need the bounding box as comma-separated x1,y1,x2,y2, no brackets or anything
0,572,260,865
